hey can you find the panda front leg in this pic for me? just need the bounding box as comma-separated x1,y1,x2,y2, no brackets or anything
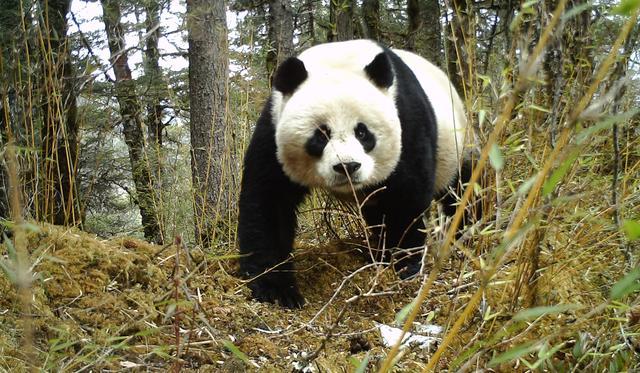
386,207,429,279
363,200,428,279
238,119,308,308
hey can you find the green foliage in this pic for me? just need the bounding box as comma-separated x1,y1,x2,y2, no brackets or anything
0,234,17,284
542,150,579,196
223,340,252,366
449,322,528,370
350,352,370,373
0,223,41,285
513,304,581,321
488,341,538,367
562,2,595,20
394,298,418,326
613,0,640,15
526,341,567,370
610,267,640,300
489,143,505,171
576,110,640,145
622,220,640,240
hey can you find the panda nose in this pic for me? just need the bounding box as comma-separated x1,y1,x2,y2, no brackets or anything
333,162,361,176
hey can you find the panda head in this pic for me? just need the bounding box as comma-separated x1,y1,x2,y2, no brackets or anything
271,50,402,194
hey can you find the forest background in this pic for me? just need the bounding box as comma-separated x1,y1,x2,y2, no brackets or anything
1,0,640,371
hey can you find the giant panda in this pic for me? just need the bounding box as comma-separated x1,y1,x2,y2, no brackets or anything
238,40,472,308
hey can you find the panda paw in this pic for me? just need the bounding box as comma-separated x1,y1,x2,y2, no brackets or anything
247,273,305,309
394,256,422,280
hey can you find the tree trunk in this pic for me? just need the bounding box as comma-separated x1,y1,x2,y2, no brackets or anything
144,0,165,148
186,0,229,246
266,0,294,84
328,0,354,41
422,0,442,64
40,0,81,226
101,0,163,244
143,0,168,232
304,0,316,46
361,0,380,41
406,0,420,50
445,0,470,96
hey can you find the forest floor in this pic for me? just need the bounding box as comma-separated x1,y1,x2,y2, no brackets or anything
0,208,639,371
1,223,451,371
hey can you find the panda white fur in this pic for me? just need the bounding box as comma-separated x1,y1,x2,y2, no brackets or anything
238,40,471,308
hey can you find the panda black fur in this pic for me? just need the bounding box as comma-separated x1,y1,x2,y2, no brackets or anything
238,40,471,308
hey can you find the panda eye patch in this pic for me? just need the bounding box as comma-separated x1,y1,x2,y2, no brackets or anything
355,123,376,152
318,124,331,137
305,124,331,157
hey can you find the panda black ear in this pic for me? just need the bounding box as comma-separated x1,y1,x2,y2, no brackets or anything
364,52,394,89
273,57,308,95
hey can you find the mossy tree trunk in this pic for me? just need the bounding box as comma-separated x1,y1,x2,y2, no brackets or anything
445,0,471,96
144,0,166,149
266,0,294,84
143,0,168,232
361,0,380,41
328,0,354,42
303,0,317,46
186,0,229,246
421,0,443,65
101,0,163,244
406,0,420,51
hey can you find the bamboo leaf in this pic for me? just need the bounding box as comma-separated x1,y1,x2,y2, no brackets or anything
207,253,244,261
576,109,640,144
524,342,566,369
610,267,640,300
613,0,640,15
489,143,504,171
517,176,537,196
488,341,538,367
489,221,535,262
134,327,161,337
528,104,551,113
477,74,492,89
514,304,580,321
562,3,594,20
622,220,640,241
223,340,252,365
542,150,579,196
0,234,17,284
50,339,78,352
354,353,370,373
395,298,417,326
478,109,487,127
151,346,171,359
